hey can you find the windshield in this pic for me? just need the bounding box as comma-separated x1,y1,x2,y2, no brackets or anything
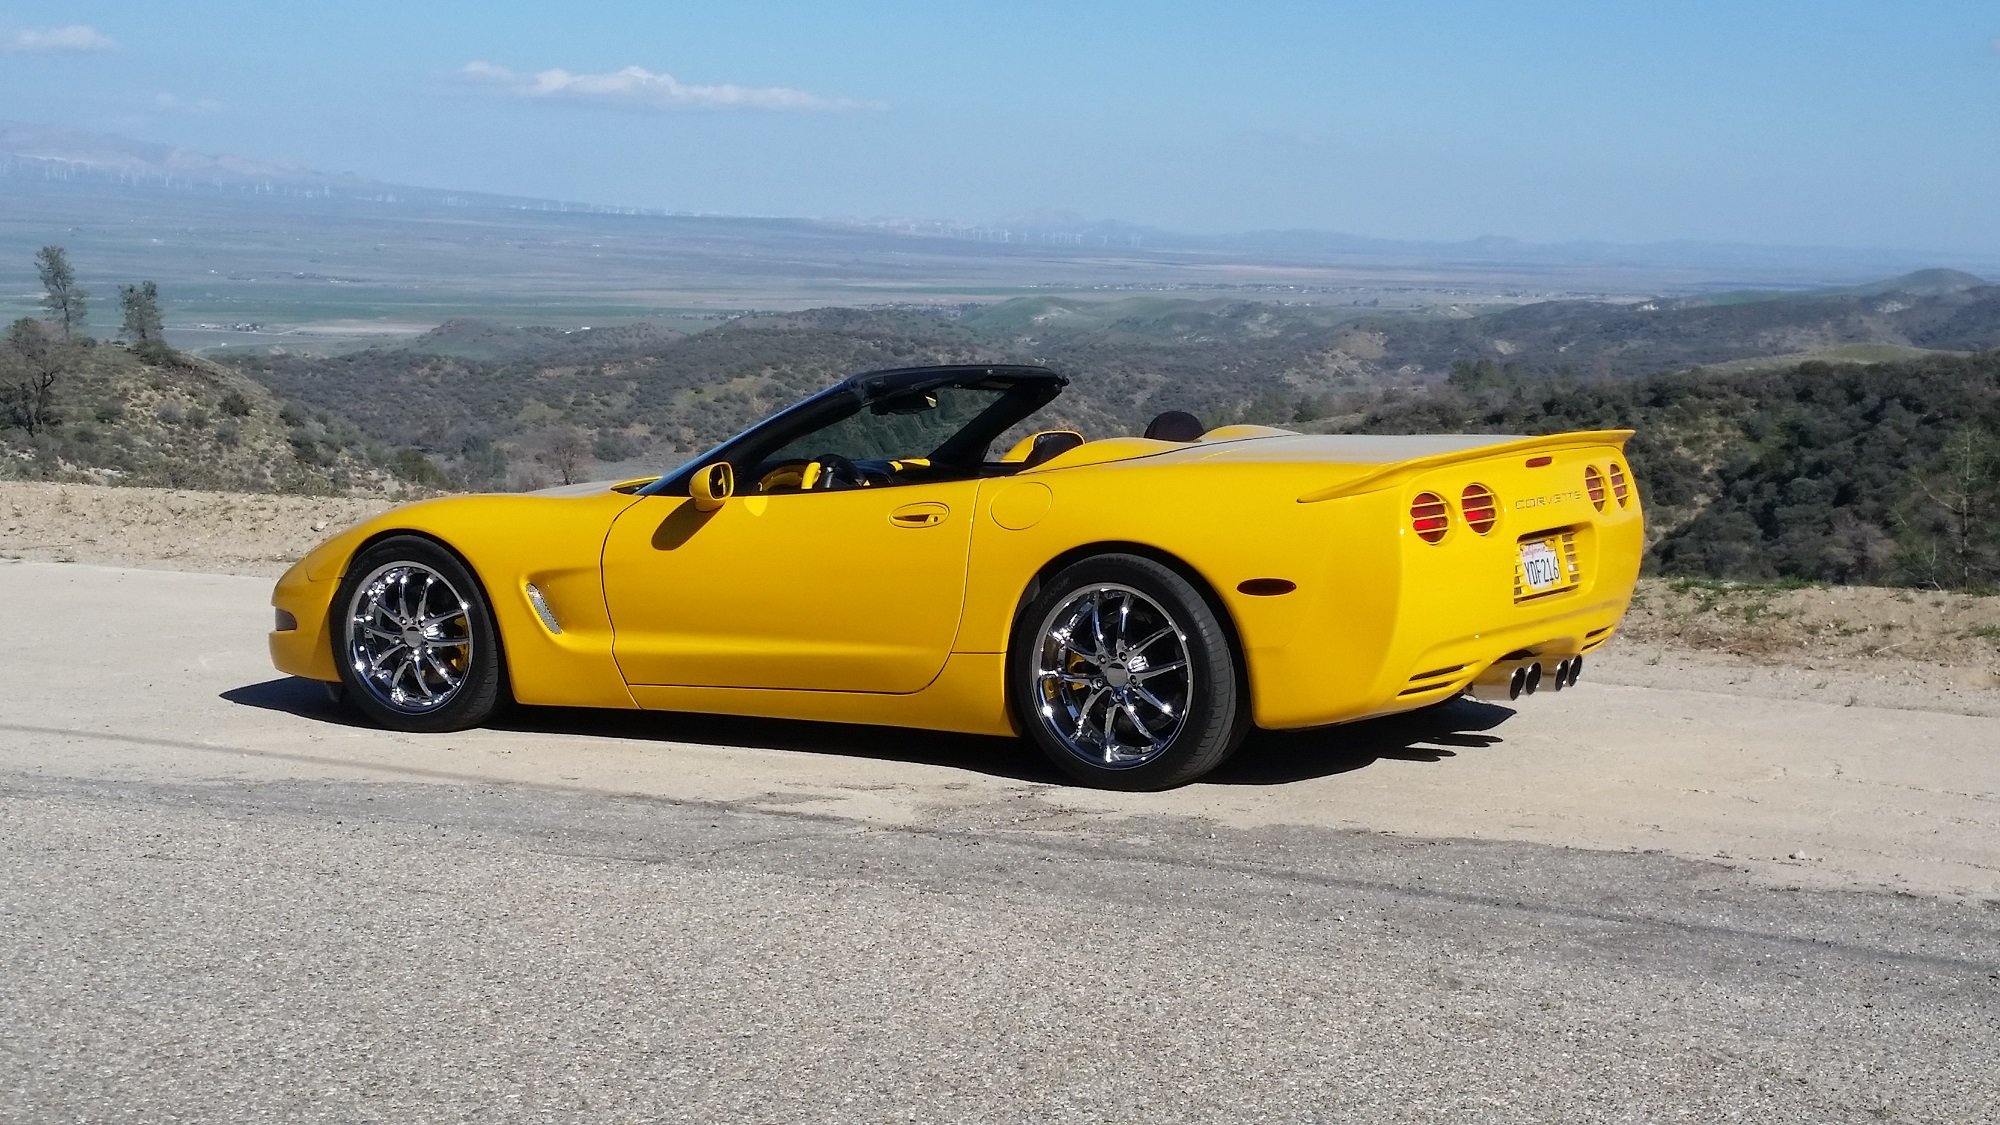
638,366,1067,497
761,386,1009,465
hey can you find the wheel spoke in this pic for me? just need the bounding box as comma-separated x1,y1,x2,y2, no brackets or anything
1131,683,1176,716
404,655,435,700
1069,687,1108,742
1108,589,1131,648
1132,660,1187,682
1119,697,1155,738
423,649,461,688
1127,625,1176,654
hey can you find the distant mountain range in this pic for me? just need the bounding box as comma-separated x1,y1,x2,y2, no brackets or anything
842,211,1982,279
0,121,667,215
4,120,1993,287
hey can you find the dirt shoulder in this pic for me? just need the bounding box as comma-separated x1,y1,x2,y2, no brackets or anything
5,479,1998,713
1,480,395,577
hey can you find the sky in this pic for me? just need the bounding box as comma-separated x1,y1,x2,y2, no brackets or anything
2,1,1998,254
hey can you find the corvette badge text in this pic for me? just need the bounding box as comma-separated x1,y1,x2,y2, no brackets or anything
1513,490,1585,510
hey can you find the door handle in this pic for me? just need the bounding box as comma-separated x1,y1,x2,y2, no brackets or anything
889,502,949,528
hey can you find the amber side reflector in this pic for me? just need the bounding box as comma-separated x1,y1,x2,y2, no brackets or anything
1237,578,1297,597
1411,491,1450,543
1609,463,1630,507
1525,455,1553,468
1584,465,1607,511
1461,483,1498,534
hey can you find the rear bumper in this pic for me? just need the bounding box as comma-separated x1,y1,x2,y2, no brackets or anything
1247,586,1630,729
1362,592,1627,713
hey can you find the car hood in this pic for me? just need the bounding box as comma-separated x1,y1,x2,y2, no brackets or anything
526,476,660,498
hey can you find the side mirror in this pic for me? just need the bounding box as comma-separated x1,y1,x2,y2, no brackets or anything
690,461,734,511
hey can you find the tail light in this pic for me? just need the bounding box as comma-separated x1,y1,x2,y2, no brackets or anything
1609,462,1630,507
1584,465,1606,511
1460,483,1497,534
1410,491,1449,543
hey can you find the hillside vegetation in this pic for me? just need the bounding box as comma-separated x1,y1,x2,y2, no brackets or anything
0,334,434,494
1347,353,2000,589
230,271,2000,475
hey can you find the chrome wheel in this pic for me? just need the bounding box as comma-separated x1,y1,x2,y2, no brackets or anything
343,561,475,715
1032,583,1193,769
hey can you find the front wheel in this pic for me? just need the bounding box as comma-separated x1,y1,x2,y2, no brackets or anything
332,535,506,732
1010,554,1247,789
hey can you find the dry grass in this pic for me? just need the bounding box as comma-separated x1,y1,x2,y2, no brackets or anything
1621,576,2000,670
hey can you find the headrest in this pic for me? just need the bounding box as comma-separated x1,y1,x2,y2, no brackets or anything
1142,410,1206,442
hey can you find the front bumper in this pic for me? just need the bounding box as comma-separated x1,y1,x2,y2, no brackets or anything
268,561,339,682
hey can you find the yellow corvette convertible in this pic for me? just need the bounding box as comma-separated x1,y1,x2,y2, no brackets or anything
270,363,1643,788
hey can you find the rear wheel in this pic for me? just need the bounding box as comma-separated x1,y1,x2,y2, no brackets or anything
1010,554,1247,789
332,535,505,732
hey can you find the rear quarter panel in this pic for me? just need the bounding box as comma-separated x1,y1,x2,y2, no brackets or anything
959,459,1404,727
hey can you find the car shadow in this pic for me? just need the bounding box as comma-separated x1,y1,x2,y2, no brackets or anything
220,679,1518,788
1210,698,1515,785
220,677,374,727
220,676,1056,782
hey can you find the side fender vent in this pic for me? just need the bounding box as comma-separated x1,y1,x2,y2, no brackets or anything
524,583,564,635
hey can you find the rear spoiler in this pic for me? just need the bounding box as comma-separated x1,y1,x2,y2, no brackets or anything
1296,429,1634,504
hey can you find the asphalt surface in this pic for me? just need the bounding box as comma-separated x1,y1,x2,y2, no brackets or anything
3,562,1998,1122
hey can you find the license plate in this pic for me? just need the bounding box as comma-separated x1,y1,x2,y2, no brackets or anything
1518,539,1564,592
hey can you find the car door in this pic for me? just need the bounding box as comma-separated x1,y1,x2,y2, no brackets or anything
600,478,979,693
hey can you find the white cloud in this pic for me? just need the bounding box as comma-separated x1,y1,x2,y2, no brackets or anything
2,24,116,54
455,61,881,112
153,93,223,114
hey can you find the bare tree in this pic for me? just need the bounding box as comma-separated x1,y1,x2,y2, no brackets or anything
2,318,63,436
35,246,86,342
532,424,594,487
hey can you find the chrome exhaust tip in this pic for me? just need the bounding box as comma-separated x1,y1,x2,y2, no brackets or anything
1546,658,1571,691
1469,664,1526,701
1466,654,1582,703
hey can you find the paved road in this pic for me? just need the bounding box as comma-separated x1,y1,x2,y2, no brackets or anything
3,562,1997,1122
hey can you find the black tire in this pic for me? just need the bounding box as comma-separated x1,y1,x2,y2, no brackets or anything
331,535,506,733
1009,553,1247,789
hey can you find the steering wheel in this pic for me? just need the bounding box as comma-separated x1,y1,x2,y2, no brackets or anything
806,453,865,490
